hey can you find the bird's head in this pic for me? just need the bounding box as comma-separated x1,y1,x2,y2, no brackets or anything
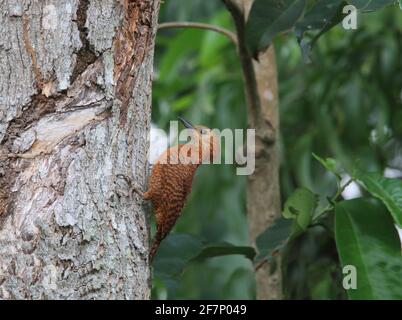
178,117,219,163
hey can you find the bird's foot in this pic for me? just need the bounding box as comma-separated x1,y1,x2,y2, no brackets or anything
115,174,145,201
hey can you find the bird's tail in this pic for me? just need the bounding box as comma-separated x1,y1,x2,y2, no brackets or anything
149,231,163,262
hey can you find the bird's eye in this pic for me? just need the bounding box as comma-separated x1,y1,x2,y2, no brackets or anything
200,128,207,135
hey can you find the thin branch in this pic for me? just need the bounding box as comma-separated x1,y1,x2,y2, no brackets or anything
254,249,281,271
337,178,354,199
158,22,238,46
222,0,261,126
313,178,356,220
254,259,268,271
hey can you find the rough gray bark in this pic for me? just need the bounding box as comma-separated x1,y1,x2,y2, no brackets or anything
0,0,160,299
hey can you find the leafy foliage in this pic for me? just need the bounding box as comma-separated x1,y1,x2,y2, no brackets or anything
335,199,402,299
246,0,399,60
273,3,402,299
192,243,256,261
354,170,402,227
255,218,291,262
348,0,397,11
312,153,341,180
283,188,318,239
153,0,402,299
295,0,345,37
154,233,255,291
246,0,306,55
295,0,346,62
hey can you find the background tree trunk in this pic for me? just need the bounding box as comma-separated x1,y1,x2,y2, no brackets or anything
0,0,160,299
247,46,281,300
228,0,282,299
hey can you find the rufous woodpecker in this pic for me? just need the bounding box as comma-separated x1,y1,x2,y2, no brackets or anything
133,117,219,261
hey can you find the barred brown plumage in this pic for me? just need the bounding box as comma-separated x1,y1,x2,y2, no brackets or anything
138,117,219,261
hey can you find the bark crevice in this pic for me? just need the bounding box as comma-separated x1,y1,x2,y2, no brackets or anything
71,0,97,84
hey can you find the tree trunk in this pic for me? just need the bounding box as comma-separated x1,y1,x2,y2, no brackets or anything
226,0,282,299
0,0,160,299
247,46,281,300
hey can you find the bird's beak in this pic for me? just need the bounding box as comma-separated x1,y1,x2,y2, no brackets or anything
178,116,194,129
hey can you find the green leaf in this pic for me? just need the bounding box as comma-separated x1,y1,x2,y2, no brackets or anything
153,234,256,282
246,0,306,55
354,170,402,227
283,187,317,238
191,242,256,261
347,0,396,11
295,0,397,62
255,218,292,262
295,0,344,37
295,0,345,63
399,0,402,9
335,199,402,299
313,153,342,180
153,233,204,280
